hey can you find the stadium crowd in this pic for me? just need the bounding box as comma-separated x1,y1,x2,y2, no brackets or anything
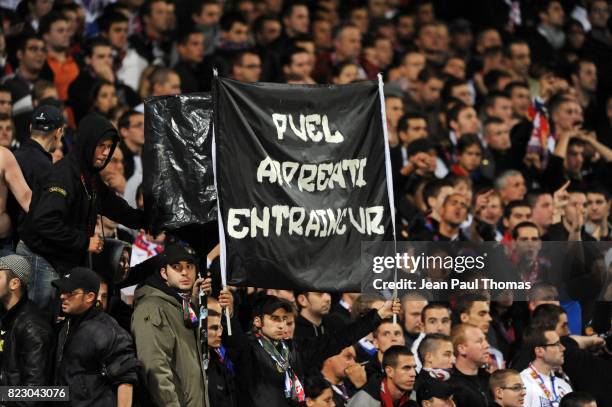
0,0,611,406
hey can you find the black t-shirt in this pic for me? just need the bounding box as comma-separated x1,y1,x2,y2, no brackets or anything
448,367,491,407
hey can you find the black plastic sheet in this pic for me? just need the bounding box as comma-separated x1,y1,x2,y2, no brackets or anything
143,93,217,237
214,78,394,292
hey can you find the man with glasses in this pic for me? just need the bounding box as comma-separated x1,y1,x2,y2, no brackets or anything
131,243,212,406
520,325,572,407
2,34,46,118
52,267,139,406
231,49,262,83
489,369,526,407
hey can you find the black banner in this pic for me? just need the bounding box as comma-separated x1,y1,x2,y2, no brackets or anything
143,93,217,236
214,78,394,292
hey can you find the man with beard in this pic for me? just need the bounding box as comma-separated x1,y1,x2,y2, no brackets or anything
348,345,418,407
294,291,332,339
132,243,211,406
0,255,54,387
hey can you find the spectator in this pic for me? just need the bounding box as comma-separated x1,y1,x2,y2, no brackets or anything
448,323,491,407
520,324,572,406
495,170,527,205
526,190,555,235
414,333,454,390
366,317,405,378
320,345,363,406
505,40,532,84
0,254,54,387
173,29,206,93
584,186,610,240
117,110,144,206
415,379,457,407
0,85,12,115
504,81,531,121
384,94,404,148
68,37,138,124
191,0,222,56
525,0,566,70
0,113,14,149
501,200,532,241
17,113,145,312
2,34,46,118
53,267,139,406
224,294,400,406
401,292,428,348
294,291,332,339
131,243,211,406
281,46,314,83
347,345,418,407
89,79,118,118
39,11,78,103
331,61,359,85
489,369,526,407
12,104,64,225
129,0,172,66
98,11,148,92
304,375,335,407
231,49,262,83
313,23,363,83
559,392,597,407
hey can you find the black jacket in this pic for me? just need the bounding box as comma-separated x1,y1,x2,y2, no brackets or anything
447,367,491,407
560,335,612,407
207,348,237,407
55,307,140,407
224,309,383,407
13,138,53,192
9,138,54,233
19,113,146,274
0,297,54,393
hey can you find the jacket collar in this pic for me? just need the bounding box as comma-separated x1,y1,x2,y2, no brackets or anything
22,138,52,161
0,295,28,326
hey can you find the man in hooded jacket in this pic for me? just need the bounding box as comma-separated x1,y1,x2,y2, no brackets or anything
17,112,146,313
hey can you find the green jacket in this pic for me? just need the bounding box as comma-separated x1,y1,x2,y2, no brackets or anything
131,283,209,407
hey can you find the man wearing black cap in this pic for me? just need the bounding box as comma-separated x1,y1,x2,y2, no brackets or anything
9,104,65,232
53,267,140,406
0,254,54,387
224,293,401,407
131,243,211,407
14,104,64,190
17,112,146,312
416,380,457,407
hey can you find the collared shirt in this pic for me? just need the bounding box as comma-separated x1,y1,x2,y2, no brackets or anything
47,54,79,101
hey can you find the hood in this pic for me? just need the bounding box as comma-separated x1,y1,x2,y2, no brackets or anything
91,239,131,286
134,271,182,306
73,113,120,174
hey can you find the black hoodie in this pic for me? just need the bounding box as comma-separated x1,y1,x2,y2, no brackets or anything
20,113,146,274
